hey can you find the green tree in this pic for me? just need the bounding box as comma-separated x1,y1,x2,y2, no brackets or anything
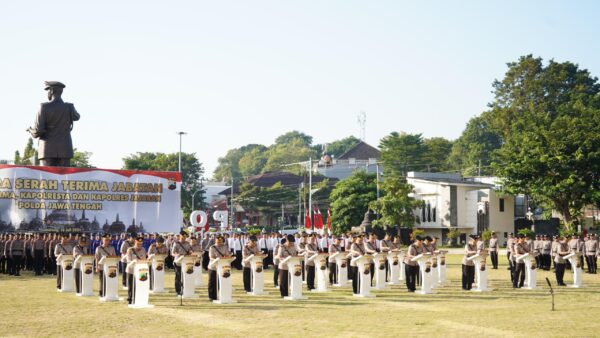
379,132,427,176
71,149,94,168
369,176,420,231
447,115,502,176
122,152,206,220
323,136,360,158
262,139,317,173
489,55,600,227
14,138,38,165
274,131,313,147
329,171,377,234
422,137,453,172
238,146,268,177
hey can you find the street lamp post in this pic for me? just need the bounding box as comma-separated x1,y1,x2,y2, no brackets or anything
177,131,187,172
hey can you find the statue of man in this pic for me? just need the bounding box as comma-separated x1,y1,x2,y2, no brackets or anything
27,81,80,167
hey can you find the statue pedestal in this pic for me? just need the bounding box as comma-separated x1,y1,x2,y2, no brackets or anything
193,254,203,287
176,255,199,299
245,254,268,295
372,253,389,290
150,254,167,293
517,252,539,290
213,257,237,304
436,251,449,286
75,254,95,296
128,260,154,309
57,254,75,293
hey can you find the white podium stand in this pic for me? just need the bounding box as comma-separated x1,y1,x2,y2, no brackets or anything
516,252,538,290
193,254,203,287
386,251,401,285
75,254,95,296
332,252,348,287
467,252,490,292
308,253,329,292
99,256,121,302
212,256,236,304
150,254,167,293
436,251,449,286
372,253,389,290
283,256,307,300
57,254,75,292
128,260,154,308
352,255,375,298
398,250,406,281
411,253,434,294
245,254,268,295
564,252,583,288
176,255,199,299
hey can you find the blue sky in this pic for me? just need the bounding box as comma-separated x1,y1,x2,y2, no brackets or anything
1,1,599,176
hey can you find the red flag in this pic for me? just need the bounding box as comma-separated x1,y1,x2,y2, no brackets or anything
317,209,324,229
305,209,311,229
327,209,331,231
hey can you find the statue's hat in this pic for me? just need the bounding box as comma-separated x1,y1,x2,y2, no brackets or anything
44,81,66,90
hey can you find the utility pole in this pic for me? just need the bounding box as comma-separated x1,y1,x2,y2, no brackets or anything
298,183,302,227
177,131,187,172
478,159,481,176
230,179,234,231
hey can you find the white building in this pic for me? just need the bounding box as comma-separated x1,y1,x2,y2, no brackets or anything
407,172,514,245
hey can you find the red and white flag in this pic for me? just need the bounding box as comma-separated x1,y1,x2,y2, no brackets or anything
327,209,331,231
305,209,312,229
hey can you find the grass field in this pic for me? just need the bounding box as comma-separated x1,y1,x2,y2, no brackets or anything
1,255,600,338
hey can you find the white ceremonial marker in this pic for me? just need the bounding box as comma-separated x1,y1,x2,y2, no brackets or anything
128,260,154,309
150,254,167,293
246,254,268,295
75,254,95,296
564,252,583,288
333,252,349,287
309,253,330,292
283,256,307,301
517,252,539,290
468,251,491,292
352,254,375,298
372,252,389,290
193,254,203,287
100,256,122,302
58,254,75,292
387,251,401,285
177,255,199,299
411,253,434,294
212,256,237,304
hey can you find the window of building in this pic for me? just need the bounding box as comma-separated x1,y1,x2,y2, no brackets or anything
499,198,505,212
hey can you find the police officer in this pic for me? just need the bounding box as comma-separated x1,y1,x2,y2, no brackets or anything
9,234,26,276
541,235,552,270
462,235,477,290
95,234,117,297
147,236,168,291
242,235,261,293
0,234,6,274
208,235,231,300
404,235,423,292
585,234,598,274
512,235,529,288
73,237,90,294
305,234,319,291
277,234,297,298
54,235,73,290
200,233,213,272
364,233,378,286
126,237,147,304
272,237,285,287
120,233,135,288
554,236,569,286
172,231,193,297
328,236,342,285
488,232,499,269
506,233,515,272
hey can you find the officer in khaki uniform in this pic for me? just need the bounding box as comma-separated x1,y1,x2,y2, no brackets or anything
462,235,477,290
512,235,529,288
242,235,261,293
9,234,26,276
147,236,169,291
95,234,117,297
554,236,570,286
0,234,6,274
585,234,598,274
488,232,499,269
172,232,193,297
73,237,90,294
277,234,297,298
126,237,147,304
403,236,423,293
305,234,319,291
54,235,74,290
328,237,342,285
208,235,231,300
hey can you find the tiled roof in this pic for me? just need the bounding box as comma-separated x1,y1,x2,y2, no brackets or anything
337,141,380,160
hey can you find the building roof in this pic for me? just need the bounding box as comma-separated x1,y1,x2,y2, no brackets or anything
409,177,494,189
337,141,380,160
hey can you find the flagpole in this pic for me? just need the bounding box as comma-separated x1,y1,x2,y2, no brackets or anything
308,157,312,232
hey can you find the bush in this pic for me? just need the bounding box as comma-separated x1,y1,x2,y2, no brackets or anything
517,228,535,239
482,229,492,241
